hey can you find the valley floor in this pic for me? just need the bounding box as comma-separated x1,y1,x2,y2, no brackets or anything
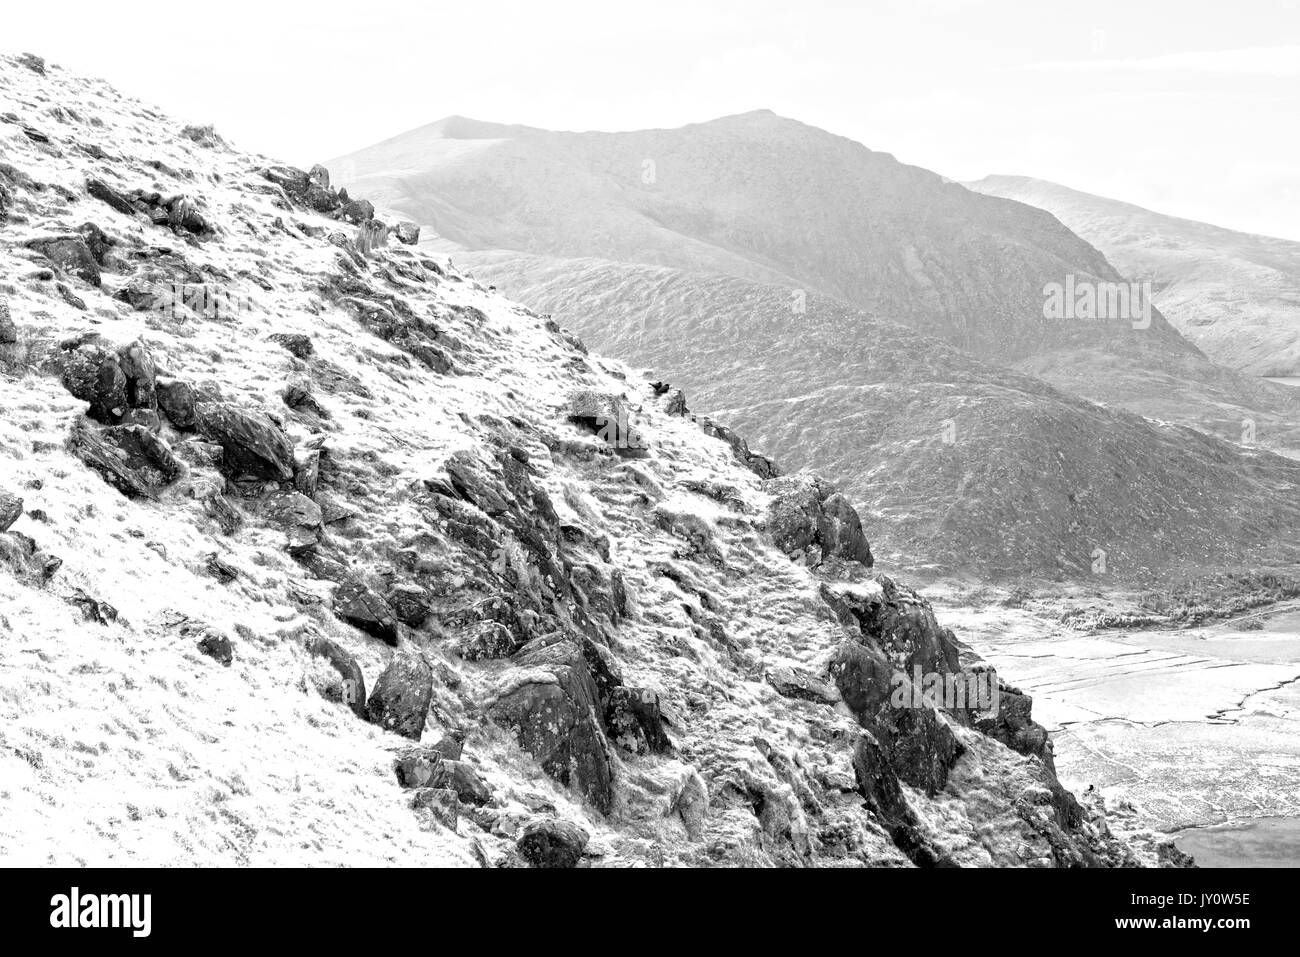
932,588,1300,865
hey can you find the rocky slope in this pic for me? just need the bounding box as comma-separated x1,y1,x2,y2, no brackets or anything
970,175,1300,378
329,110,1300,454
0,55,1181,867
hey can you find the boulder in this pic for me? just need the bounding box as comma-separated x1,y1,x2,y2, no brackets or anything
156,378,197,429
194,402,294,481
335,577,400,645
764,473,872,567
410,788,459,829
116,340,157,410
606,686,672,755
263,490,322,556
306,635,367,718
338,199,375,224
293,448,321,498
68,420,183,499
765,664,839,705
366,653,434,740
59,342,127,423
487,637,614,813
517,818,589,868
386,582,431,627
0,491,22,532
26,236,101,286
196,629,234,667
393,222,420,246
269,333,313,358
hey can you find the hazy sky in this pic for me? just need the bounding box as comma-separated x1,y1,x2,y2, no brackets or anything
6,0,1299,239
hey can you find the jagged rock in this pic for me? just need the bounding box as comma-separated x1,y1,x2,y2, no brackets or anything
430,729,467,761
196,629,234,667
0,491,23,532
263,490,323,556
394,747,444,788
565,389,648,456
0,300,15,344
68,588,118,624
194,402,294,481
87,178,136,216
487,637,614,813
17,53,46,75
765,664,839,704
975,679,1054,769
606,686,672,755
269,333,313,358
850,733,952,868
205,553,239,584
764,473,872,566
410,788,459,829
334,577,400,645
181,124,225,148
338,199,375,224
393,222,420,245
68,420,183,498
58,342,127,422
386,582,430,627
698,416,776,478
308,164,330,190
306,636,367,718
664,388,688,416
26,236,101,286
116,340,157,410
517,818,589,868
156,378,197,429
366,654,433,740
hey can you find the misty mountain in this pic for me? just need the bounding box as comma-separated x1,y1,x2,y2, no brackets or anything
969,175,1300,378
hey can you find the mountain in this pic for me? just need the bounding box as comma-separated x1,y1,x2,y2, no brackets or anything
0,54,1178,868
329,110,1300,451
969,175,1300,378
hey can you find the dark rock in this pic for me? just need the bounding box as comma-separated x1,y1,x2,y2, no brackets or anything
430,729,467,761
269,333,313,358
394,221,420,245
17,53,46,75
487,637,614,814
263,490,323,556
765,664,840,704
205,553,240,584
338,199,375,224
26,236,101,286
156,378,197,429
664,388,688,416
116,339,157,409
386,582,431,627
565,389,648,456
764,473,872,567
68,588,118,624
197,629,234,666
606,686,672,755
517,818,589,868
0,491,23,532
335,577,400,645
59,342,127,423
308,164,331,190
306,636,367,719
0,300,15,344
87,178,137,217
697,416,776,478
68,420,183,499
975,679,1054,769
194,402,294,481
410,788,459,829
394,747,443,788
366,654,433,739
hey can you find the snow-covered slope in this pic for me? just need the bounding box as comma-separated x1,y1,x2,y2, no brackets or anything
969,175,1300,378
0,55,1179,868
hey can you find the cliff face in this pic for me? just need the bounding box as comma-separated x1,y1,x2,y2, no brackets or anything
0,55,1176,867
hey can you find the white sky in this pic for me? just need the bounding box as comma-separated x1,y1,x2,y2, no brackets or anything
6,0,1299,239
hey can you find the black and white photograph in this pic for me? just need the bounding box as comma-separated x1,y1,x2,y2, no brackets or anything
0,0,1296,934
